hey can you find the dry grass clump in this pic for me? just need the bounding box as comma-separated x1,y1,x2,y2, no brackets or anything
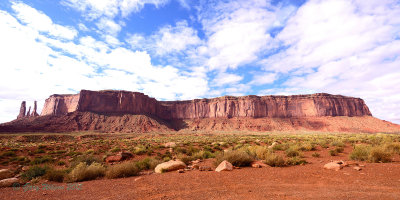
264,153,286,167
45,169,66,182
67,162,105,182
106,161,140,179
214,150,254,167
350,145,392,163
286,156,307,166
135,157,161,170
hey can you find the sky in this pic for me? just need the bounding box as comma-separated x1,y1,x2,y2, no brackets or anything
0,0,399,124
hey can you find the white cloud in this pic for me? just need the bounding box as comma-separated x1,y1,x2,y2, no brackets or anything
249,73,277,85
11,2,77,40
62,0,169,19
126,20,201,55
211,72,243,87
261,0,400,123
198,0,296,71
96,17,122,36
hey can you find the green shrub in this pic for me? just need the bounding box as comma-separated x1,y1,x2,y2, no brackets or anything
177,154,195,165
385,143,400,154
331,140,345,147
297,143,316,151
30,155,53,165
71,155,101,168
67,162,105,182
45,169,66,182
22,166,47,180
135,158,161,170
368,147,392,163
246,146,271,160
329,149,338,156
214,150,254,167
312,152,320,158
286,148,301,157
335,147,344,153
349,145,370,161
192,150,215,159
110,147,121,153
133,146,147,155
34,149,46,154
106,161,139,179
272,143,290,151
264,153,286,167
286,157,307,166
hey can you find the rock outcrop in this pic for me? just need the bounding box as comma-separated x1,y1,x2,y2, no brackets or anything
26,106,31,117
17,101,26,119
31,101,39,117
39,90,372,120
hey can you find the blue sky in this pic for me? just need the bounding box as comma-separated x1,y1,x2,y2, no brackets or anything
0,0,399,124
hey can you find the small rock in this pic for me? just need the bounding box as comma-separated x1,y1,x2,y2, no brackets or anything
105,151,133,163
353,167,362,171
0,169,13,180
251,161,268,168
252,163,260,168
177,169,184,173
192,164,199,170
0,178,19,188
215,160,233,172
268,142,278,149
234,166,240,169
22,166,29,171
324,162,343,171
134,177,142,182
239,140,246,144
164,142,177,148
359,164,365,167
192,159,201,164
155,160,186,173
199,166,212,171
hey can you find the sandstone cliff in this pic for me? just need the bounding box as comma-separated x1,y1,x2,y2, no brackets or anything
39,90,371,119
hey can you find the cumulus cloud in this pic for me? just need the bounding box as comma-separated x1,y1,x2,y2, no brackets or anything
261,0,400,123
11,2,77,40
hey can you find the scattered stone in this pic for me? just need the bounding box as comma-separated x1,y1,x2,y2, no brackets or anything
192,159,201,164
192,164,199,170
343,161,358,167
255,139,261,143
268,142,278,149
155,160,186,173
164,142,177,148
105,151,133,163
199,166,212,171
252,163,261,168
251,161,268,168
353,167,362,171
134,177,142,182
234,166,241,169
239,140,246,144
138,171,153,175
177,169,184,173
323,161,343,171
0,169,13,180
215,160,233,172
0,178,19,188
359,164,366,167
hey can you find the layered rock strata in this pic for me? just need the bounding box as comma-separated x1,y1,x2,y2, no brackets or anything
38,90,372,120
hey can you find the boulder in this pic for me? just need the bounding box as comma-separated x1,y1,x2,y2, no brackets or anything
105,152,133,163
164,142,176,148
0,178,19,188
215,160,233,172
0,169,13,180
324,161,343,171
155,160,186,173
353,166,362,171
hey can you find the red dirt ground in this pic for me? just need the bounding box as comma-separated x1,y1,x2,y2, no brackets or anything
1,148,400,200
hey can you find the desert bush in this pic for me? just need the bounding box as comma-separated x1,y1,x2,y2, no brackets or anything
133,145,147,155
297,143,316,151
335,147,344,153
331,140,345,147
45,169,66,182
312,152,320,158
135,158,161,170
110,147,121,153
192,150,215,159
2,151,16,157
22,166,48,180
286,157,307,166
286,148,301,157
384,143,400,154
177,154,195,165
106,161,139,179
214,150,254,167
246,146,271,160
368,147,392,163
31,155,53,165
349,145,370,161
71,155,101,168
264,153,286,167
67,162,105,182
272,143,290,151
329,149,338,156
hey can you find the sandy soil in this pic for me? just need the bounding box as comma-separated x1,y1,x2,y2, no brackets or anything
1,150,400,200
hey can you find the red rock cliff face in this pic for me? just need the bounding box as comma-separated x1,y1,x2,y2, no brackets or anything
40,90,372,119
